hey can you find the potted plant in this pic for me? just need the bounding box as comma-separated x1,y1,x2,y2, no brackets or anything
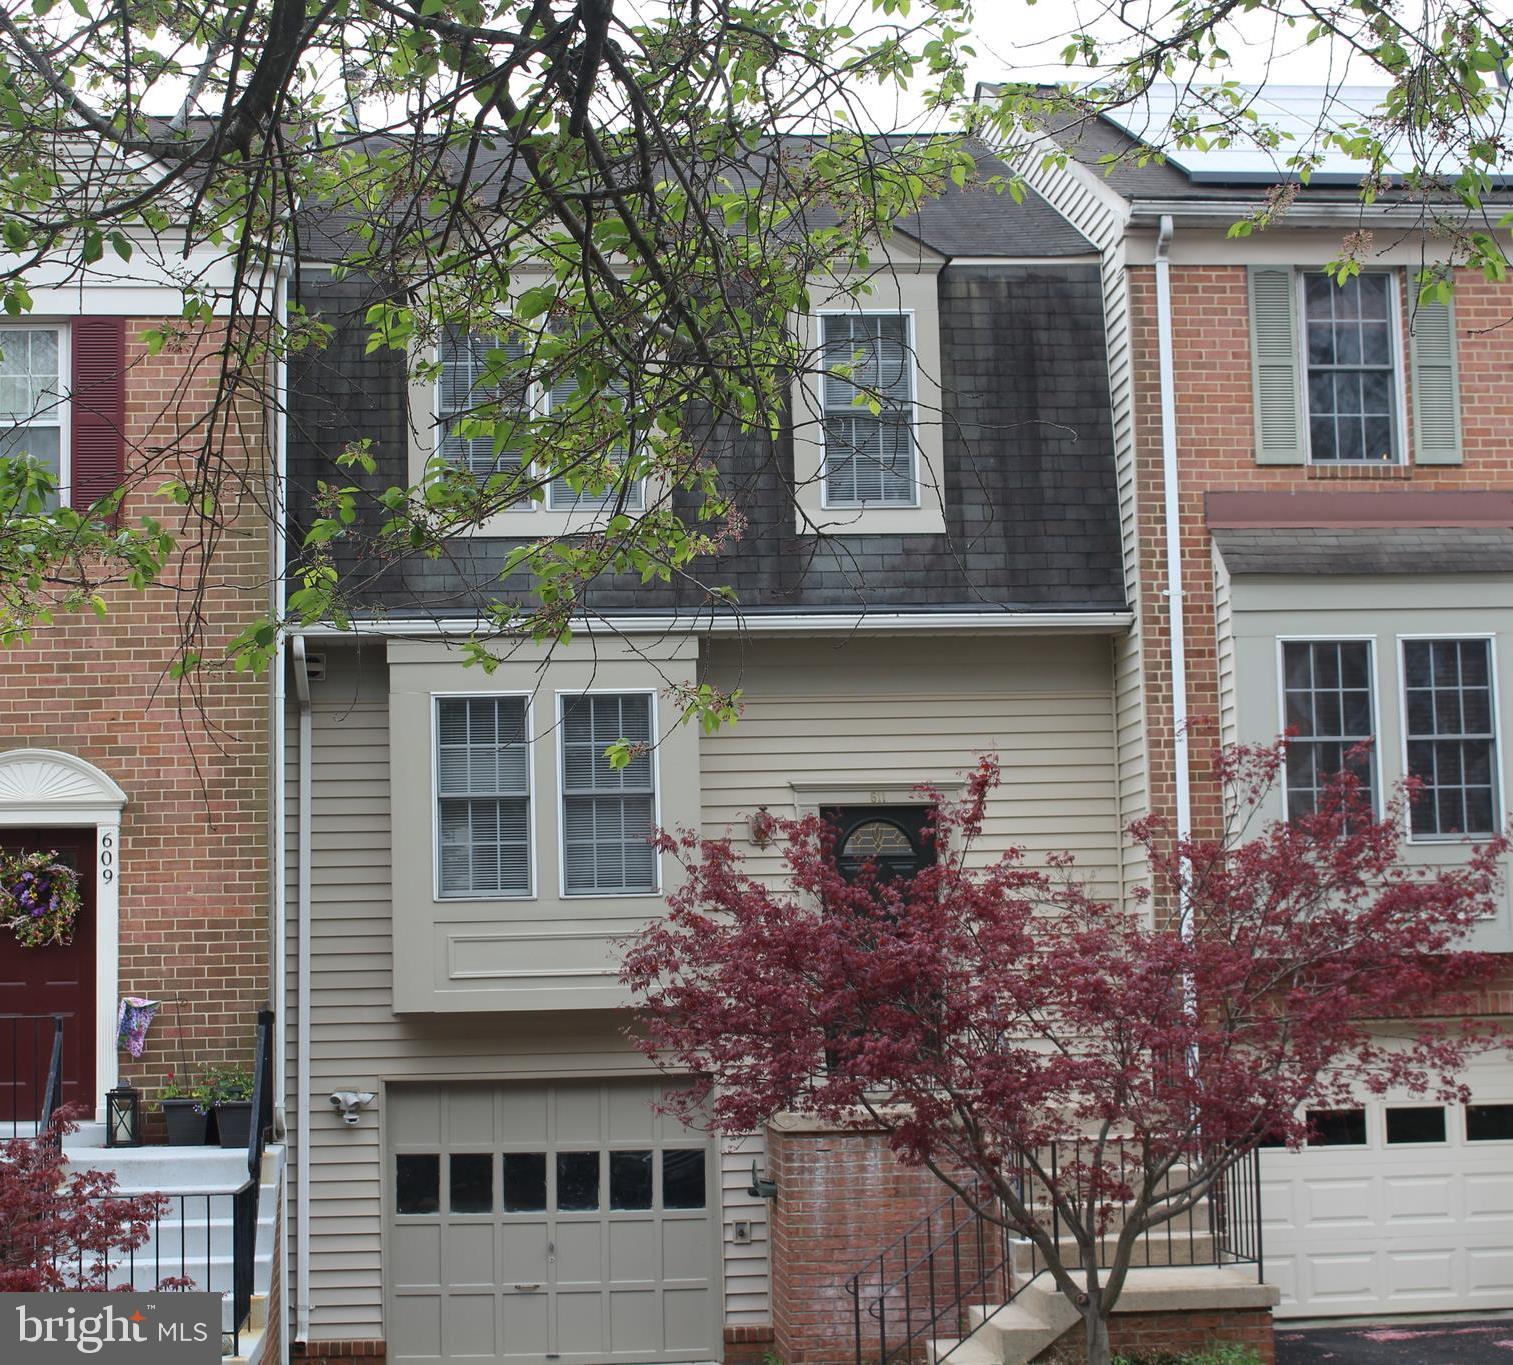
157,1071,210,1146
202,1066,255,1149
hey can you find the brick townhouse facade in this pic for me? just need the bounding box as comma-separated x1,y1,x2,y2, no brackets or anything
0,287,274,1123
1017,89,1513,1324
0,249,283,1360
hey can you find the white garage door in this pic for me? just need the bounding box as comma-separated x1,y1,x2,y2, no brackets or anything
386,1079,720,1364
1262,1068,1513,1318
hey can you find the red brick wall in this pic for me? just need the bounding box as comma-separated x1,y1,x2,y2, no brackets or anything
1035,1306,1275,1363
0,318,271,1108
767,1121,1004,1365
292,1342,385,1363
725,1324,776,1365
1130,263,1513,1012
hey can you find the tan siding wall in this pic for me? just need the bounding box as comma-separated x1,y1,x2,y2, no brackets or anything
288,634,1122,1345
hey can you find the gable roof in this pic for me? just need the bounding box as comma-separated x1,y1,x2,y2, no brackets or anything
986,82,1513,218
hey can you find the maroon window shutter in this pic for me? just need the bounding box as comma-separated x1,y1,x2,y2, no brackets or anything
69,316,126,512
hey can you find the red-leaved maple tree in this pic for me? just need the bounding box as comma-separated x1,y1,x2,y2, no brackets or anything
622,744,1510,1365
0,1111,180,1292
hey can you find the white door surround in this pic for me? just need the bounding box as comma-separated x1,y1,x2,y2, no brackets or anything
0,748,127,1116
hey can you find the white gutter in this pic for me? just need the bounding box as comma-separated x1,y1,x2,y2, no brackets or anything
292,636,313,1346
295,609,1134,640
1155,214,1193,929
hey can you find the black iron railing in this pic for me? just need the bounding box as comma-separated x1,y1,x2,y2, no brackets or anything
93,1184,257,1353
844,1142,1264,1365
0,1012,64,1139
248,1006,273,1183
843,1189,1013,1365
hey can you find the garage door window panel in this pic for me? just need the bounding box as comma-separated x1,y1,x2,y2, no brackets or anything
502,1152,548,1212
1307,1108,1367,1146
662,1149,706,1209
556,1150,600,1210
1385,1106,1447,1145
397,1153,441,1215
1466,1103,1513,1141
450,1153,494,1214
610,1150,653,1210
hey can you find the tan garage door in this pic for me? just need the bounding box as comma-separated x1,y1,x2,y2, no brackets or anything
386,1079,719,1364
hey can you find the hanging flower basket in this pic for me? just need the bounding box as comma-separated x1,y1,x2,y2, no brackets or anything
0,850,82,948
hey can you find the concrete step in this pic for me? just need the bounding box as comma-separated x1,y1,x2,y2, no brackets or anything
65,1144,254,1193
926,1334,1002,1365
968,1293,1079,1365
1009,1231,1219,1277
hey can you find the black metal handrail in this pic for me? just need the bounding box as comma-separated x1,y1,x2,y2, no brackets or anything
247,1006,273,1184
843,1188,1013,1365
1,1012,65,1139
844,1142,1265,1365
94,1183,257,1355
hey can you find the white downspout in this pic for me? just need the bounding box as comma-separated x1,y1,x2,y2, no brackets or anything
1154,214,1193,925
271,256,292,1365
272,262,289,1112
293,634,313,1346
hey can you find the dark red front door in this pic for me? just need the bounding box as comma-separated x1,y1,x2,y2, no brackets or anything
0,826,96,1129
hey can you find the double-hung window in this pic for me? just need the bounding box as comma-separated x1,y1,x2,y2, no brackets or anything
1302,273,1399,463
560,693,657,895
1403,639,1499,838
436,697,531,896
0,326,66,493
820,313,917,506
544,369,644,512
436,328,529,479
1281,640,1377,820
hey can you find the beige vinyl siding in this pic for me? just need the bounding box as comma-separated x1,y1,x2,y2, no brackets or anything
286,649,774,1342
288,633,1123,1345
1000,140,1147,905
701,637,1122,892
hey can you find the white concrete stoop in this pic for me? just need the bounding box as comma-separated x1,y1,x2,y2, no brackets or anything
64,1133,284,1360
927,1265,1281,1365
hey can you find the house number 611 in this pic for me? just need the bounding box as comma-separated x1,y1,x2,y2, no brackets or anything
100,832,115,883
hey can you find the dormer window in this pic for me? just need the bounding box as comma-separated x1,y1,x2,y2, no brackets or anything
436,329,529,480
819,313,918,507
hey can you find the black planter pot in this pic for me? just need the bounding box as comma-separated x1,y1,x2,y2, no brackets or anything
215,1100,253,1149
161,1098,210,1146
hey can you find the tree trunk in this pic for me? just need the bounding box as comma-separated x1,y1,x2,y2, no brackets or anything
1084,1308,1112,1365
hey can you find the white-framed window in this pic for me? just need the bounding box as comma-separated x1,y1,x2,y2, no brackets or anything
435,328,530,481
543,370,644,513
434,695,533,898
819,312,918,507
1401,637,1500,839
1279,638,1378,820
0,325,68,498
558,691,658,896
1301,272,1402,464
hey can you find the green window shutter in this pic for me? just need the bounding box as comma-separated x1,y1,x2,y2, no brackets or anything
1410,293,1462,465
1247,267,1306,464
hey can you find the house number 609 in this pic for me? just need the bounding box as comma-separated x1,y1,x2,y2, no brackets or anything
100,832,115,883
